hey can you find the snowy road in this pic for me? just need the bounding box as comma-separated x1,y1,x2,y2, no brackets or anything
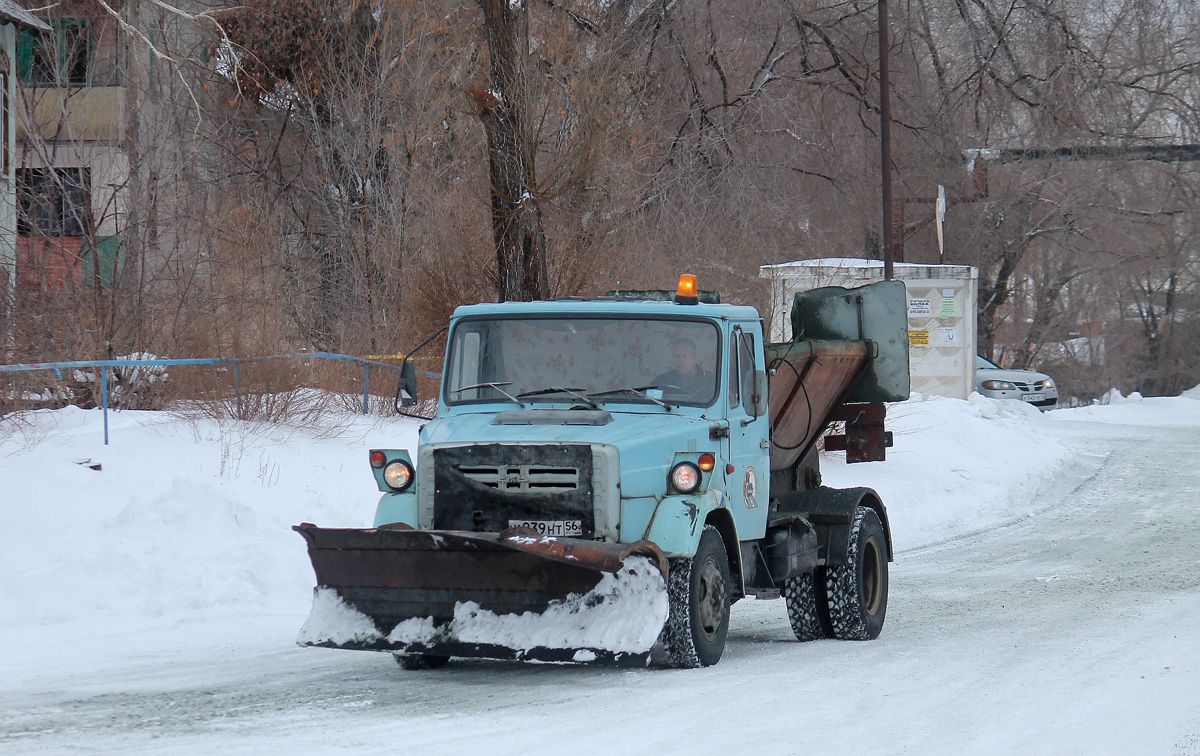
2,412,1199,755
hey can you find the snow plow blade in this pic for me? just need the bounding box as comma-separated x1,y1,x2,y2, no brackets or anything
293,523,669,666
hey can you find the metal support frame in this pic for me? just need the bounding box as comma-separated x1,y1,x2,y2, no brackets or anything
101,364,108,445
825,403,892,463
895,143,1200,261
0,352,439,444
233,363,242,419
363,364,371,414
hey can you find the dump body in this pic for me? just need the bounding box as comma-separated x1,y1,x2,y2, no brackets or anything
765,340,870,471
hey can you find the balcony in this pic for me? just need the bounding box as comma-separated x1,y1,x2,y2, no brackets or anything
18,86,125,142
17,235,122,291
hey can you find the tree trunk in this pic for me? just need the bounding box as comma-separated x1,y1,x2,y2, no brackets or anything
977,246,1022,360
476,0,548,302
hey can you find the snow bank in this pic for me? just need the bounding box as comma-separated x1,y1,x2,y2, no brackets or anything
1057,387,1200,427
1180,383,1200,400
820,393,1072,551
0,406,420,633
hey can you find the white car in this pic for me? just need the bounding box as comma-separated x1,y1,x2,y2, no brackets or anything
975,355,1058,409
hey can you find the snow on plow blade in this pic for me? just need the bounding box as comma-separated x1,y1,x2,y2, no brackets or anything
293,523,669,666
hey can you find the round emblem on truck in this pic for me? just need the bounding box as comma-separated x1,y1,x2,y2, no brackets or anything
743,466,757,508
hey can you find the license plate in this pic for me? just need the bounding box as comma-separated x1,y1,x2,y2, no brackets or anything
1022,393,1045,402
507,519,583,537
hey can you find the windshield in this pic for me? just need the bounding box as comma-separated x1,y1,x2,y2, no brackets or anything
444,317,721,407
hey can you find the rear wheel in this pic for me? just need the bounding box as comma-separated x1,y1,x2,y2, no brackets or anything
394,653,451,670
824,506,888,640
661,525,731,667
783,569,829,641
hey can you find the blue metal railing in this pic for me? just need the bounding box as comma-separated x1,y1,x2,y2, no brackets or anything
0,352,440,445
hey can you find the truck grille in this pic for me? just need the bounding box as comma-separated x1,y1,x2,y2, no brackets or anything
457,464,580,493
432,444,595,537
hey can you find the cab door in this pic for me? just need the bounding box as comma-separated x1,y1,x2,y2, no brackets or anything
725,322,770,541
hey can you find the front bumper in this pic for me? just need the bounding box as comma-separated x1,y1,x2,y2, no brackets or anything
978,388,1059,409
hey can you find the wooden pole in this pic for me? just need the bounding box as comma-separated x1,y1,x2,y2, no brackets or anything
879,0,894,280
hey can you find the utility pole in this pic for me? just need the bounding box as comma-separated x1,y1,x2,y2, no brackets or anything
878,0,893,281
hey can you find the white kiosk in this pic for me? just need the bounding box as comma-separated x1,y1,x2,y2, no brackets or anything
760,258,979,400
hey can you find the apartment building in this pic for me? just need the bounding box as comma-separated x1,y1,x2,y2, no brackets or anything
0,0,46,329
14,0,125,294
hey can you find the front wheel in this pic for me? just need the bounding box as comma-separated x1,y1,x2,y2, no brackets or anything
824,506,888,640
660,525,731,667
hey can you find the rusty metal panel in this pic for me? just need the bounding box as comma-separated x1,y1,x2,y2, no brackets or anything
765,340,869,471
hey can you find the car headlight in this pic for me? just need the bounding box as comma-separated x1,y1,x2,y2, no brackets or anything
383,460,414,491
982,380,1017,390
670,462,702,494
1043,378,1056,389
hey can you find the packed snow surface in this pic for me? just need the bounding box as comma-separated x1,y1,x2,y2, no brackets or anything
2,390,1199,755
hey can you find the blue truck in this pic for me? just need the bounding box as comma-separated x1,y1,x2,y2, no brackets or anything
295,276,910,668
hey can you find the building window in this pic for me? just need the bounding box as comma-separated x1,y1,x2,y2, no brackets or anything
18,20,91,86
18,168,92,237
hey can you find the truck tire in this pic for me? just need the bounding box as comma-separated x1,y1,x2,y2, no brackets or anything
783,570,829,641
661,525,731,667
824,506,888,640
394,653,451,670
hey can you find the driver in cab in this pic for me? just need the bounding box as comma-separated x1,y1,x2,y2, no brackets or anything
654,338,715,402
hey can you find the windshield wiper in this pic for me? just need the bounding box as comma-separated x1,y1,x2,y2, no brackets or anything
449,381,525,406
514,387,600,409
587,385,672,410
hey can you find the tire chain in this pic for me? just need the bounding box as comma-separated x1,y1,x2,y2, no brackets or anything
659,555,703,668
783,571,826,641
824,506,872,640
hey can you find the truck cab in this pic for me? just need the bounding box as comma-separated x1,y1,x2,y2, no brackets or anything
374,295,772,566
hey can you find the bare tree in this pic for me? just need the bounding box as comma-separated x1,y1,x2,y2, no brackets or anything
474,0,547,302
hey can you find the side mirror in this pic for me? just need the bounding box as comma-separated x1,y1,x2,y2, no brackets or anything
752,370,769,417
398,360,419,407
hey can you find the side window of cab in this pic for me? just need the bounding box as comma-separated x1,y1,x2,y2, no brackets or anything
729,325,757,414
728,337,741,409
738,331,755,405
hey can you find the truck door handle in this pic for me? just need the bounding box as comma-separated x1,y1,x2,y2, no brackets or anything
759,440,770,448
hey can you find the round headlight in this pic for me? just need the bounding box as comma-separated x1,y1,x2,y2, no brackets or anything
383,460,414,491
670,462,702,494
